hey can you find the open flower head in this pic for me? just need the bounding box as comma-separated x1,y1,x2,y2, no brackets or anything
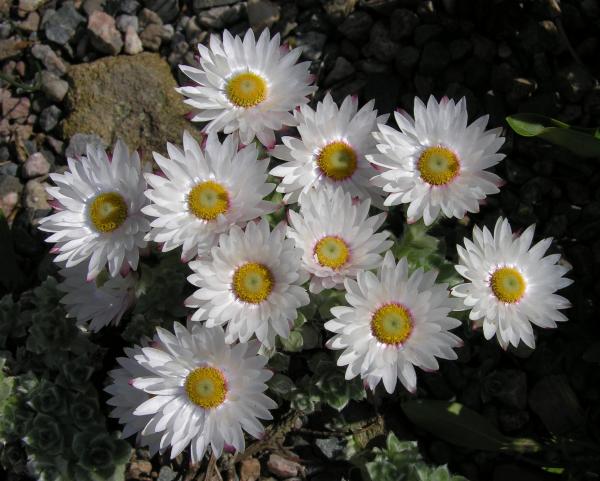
177,29,316,147
59,264,135,332
370,96,505,224
38,140,149,280
109,323,276,463
287,186,393,293
452,217,573,349
143,131,277,262
105,339,163,456
325,252,462,393
270,93,388,206
186,218,310,348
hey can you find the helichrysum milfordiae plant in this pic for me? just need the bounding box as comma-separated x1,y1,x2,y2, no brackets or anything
452,217,573,349
106,323,276,463
369,96,505,225
29,26,574,475
177,28,316,147
38,140,150,280
270,93,387,206
142,131,278,262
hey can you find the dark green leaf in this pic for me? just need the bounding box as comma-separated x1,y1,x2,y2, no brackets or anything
402,400,511,451
506,114,600,158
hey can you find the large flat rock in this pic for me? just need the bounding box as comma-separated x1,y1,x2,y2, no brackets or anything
62,52,192,164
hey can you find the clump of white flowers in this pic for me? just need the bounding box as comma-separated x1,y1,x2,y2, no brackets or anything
38,28,572,466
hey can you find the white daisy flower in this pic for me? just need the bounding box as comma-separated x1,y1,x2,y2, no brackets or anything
287,186,393,293
186,217,310,348
58,264,135,332
325,251,462,394
270,93,388,206
38,140,149,280
105,339,163,456
121,323,276,463
369,95,505,225
451,217,573,350
142,131,278,262
177,29,316,147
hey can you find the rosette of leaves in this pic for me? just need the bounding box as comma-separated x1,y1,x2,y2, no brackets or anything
122,252,189,343
365,432,468,481
0,295,29,350
269,351,365,413
0,279,131,481
71,432,130,481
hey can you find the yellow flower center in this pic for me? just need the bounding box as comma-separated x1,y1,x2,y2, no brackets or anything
371,303,413,345
184,366,227,409
316,141,358,181
314,236,350,270
226,72,268,108
232,262,274,304
89,192,128,233
490,267,526,303
417,146,460,186
187,180,230,221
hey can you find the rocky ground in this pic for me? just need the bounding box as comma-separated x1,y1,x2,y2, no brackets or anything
1,0,600,480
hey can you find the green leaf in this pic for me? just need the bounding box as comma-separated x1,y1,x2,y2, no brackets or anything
280,330,303,352
506,113,600,158
402,400,512,451
268,374,295,398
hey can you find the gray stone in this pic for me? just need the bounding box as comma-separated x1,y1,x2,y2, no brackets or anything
43,3,85,45
88,11,123,55
267,454,302,478
197,3,246,29
247,0,280,31
140,23,164,51
24,178,51,216
315,437,345,460
296,31,327,61
322,0,358,23
482,369,527,409
31,44,68,76
0,146,10,162
419,41,450,75
144,0,179,23
39,105,61,132
19,11,40,32
0,161,18,176
18,0,44,16
557,64,594,103
390,8,419,41
413,23,442,46
124,25,143,54
139,7,163,27
40,71,69,102
157,466,177,481
65,133,107,159
82,0,105,16
395,45,419,73
22,152,50,178
0,174,22,218
62,53,191,165
338,10,372,40
324,56,354,86
0,22,12,39
192,0,238,11
449,38,471,60
119,0,140,14
116,14,139,32
368,22,397,63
